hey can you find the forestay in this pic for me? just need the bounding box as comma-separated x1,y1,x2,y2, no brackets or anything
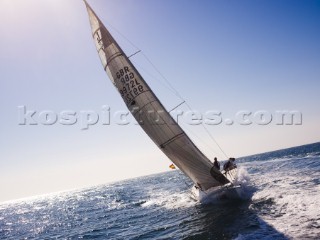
84,1,230,190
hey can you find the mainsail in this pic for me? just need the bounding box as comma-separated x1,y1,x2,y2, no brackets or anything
84,1,230,190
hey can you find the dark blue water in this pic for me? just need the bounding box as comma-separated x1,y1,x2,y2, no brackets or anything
1,143,319,239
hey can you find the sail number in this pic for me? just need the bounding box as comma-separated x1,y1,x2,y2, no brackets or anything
116,66,144,103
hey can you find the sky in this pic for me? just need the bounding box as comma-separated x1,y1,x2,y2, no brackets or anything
0,0,319,202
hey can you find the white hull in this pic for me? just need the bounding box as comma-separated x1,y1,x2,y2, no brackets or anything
190,168,245,203
191,183,244,203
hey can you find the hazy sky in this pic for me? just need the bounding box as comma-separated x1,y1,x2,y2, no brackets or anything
1,0,319,202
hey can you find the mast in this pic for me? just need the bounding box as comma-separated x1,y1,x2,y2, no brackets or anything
84,0,230,190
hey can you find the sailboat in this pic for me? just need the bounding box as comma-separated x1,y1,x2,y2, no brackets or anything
83,0,243,202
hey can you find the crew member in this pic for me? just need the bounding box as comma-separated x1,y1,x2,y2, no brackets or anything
213,157,220,170
223,157,236,171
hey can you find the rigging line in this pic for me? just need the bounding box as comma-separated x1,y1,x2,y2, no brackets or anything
169,101,185,113
203,125,229,159
130,59,181,97
102,19,141,51
184,102,229,159
128,50,141,59
141,52,184,101
180,123,225,159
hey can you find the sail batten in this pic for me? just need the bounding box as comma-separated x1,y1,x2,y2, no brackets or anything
84,1,230,190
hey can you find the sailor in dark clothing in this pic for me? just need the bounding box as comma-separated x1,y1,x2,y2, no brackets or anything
213,157,220,170
223,157,236,171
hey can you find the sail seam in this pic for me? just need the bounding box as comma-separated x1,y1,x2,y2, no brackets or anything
159,132,184,149
104,52,123,70
148,99,179,140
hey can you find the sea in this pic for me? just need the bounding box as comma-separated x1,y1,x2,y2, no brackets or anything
0,142,319,239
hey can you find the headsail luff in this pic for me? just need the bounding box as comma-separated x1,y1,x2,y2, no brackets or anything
84,1,230,190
